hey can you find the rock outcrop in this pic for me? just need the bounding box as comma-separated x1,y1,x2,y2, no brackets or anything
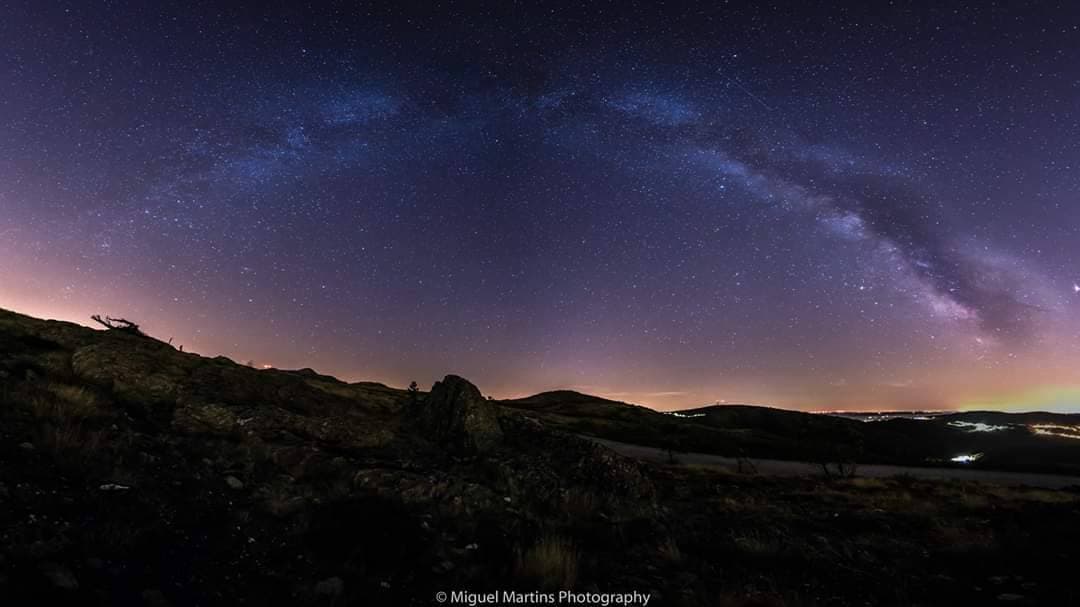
71,339,192,420
412,375,503,454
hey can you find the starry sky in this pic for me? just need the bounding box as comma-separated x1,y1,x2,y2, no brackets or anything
2,1,1079,411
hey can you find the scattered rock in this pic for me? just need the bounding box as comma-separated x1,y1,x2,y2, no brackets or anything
997,593,1025,602
225,476,244,490
99,483,132,491
19,442,34,451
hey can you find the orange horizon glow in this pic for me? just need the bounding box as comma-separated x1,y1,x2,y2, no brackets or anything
3,287,1078,414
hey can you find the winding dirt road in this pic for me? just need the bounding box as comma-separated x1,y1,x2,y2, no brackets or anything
588,436,1080,489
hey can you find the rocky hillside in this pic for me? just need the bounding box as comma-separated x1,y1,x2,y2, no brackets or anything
3,307,1080,606
0,309,655,605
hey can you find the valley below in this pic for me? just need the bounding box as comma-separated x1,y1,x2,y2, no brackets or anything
590,437,1080,489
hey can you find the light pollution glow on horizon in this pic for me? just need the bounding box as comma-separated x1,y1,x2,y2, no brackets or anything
3,3,1079,413
4,258,1078,414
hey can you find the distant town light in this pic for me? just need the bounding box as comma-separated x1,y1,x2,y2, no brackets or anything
1030,424,1080,440
948,421,1010,433
950,453,983,464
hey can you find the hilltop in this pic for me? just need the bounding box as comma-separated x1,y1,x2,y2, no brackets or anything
3,307,1080,606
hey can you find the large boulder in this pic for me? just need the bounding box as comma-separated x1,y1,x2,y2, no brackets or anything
412,375,503,454
71,339,191,419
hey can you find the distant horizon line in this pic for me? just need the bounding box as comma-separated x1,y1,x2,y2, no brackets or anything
5,305,1078,416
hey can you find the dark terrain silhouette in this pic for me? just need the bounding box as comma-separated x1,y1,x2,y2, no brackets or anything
2,307,1079,606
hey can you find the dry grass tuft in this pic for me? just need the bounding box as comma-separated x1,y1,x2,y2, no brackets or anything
731,529,781,556
862,488,940,514
562,488,605,519
39,418,105,461
516,535,579,590
30,382,107,466
32,382,101,420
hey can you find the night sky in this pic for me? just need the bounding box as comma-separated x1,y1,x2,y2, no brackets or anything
2,2,1079,411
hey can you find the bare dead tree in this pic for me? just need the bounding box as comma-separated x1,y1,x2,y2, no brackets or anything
665,436,683,465
90,315,146,337
817,432,863,479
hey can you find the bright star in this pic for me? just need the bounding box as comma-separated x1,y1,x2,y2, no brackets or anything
1074,283,1080,294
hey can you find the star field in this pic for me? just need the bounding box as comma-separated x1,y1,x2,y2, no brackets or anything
2,1,1079,411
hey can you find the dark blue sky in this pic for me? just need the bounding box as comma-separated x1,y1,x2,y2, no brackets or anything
2,1,1078,410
